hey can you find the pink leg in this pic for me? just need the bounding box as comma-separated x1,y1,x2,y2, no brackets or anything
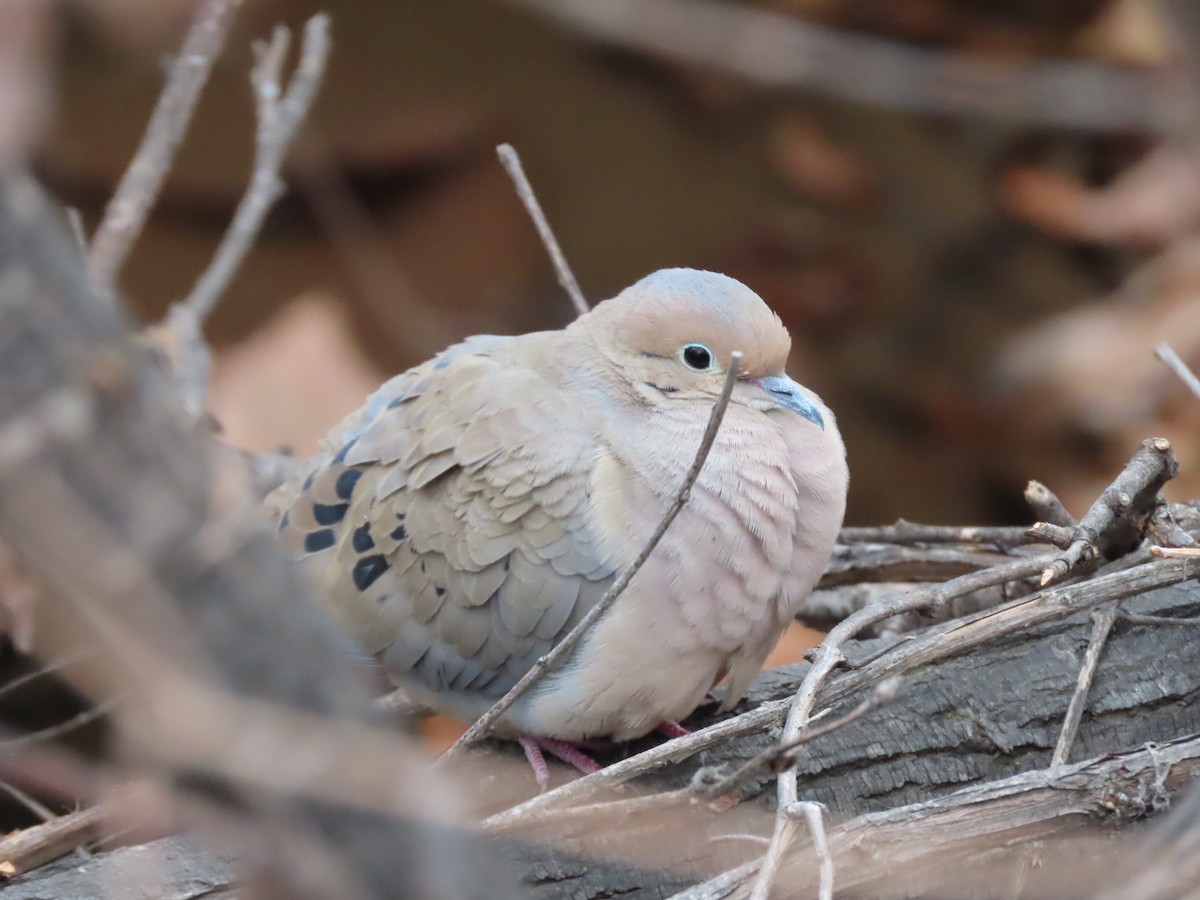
517,735,602,791
538,737,603,775
656,720,689,739
518,735,551,791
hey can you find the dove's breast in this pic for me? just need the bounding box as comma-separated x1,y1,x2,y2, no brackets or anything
519,400,846,740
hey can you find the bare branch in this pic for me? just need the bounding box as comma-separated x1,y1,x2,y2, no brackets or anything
1051,604,1117,765
88,0,243,289
441,352,742,761
496,143,589,317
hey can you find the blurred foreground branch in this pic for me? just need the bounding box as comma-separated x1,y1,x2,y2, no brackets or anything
0,172,503,898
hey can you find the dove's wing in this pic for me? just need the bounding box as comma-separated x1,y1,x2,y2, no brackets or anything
274,334,617,715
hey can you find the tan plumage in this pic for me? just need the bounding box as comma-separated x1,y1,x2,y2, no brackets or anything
270,269,848,741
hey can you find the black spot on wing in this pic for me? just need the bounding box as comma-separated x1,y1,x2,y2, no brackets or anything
304,529,336,553
391,522,407,541
313,502,348,526
352,523,375,553
302,472,315,491
353,554,389,592
435,586,445,597
335,468,362,501
278,512,289,533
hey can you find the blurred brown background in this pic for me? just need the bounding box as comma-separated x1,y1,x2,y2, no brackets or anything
35,0,1200,526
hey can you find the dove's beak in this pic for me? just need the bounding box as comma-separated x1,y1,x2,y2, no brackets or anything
758,376,824,429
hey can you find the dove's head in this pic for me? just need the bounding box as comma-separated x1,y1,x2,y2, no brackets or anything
580,268,826,429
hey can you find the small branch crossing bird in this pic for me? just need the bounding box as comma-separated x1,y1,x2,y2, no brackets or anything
269,269,848,786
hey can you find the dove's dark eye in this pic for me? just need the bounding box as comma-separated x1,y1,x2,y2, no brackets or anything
680,343,714,371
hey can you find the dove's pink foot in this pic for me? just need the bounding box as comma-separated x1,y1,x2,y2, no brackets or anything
518,735,603,791
656,720,689,739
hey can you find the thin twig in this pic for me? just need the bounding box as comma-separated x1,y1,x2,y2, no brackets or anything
496,143,589,317
88,0,243,289
1051,604,1118,766
1156,341,1200,401
441,352,742,762
790,801,833,900
0,650,93,705
0,699,117,752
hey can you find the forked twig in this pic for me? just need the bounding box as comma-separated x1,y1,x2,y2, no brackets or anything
496,143,589,317
441,352,743,762
184,15,330,322
88,0,243,289
161,14,330,415
1052,604,1117,766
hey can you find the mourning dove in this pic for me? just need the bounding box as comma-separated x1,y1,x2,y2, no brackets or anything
270,268,847,775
